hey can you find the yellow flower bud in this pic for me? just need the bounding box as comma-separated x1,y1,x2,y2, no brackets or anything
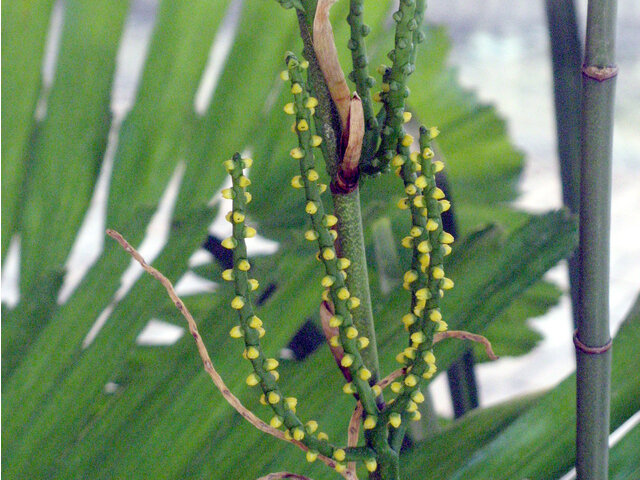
337,258,351,270
335,463,346,473
317,432,329,441
270,415,283,428
244,226,256,238
280,70,290,81
372,385,382,397
246,373,260,386
306,451,318,463
238,259,250,271
402,313,416,328
290,175,304,188
433,160,445,172
329,335,340,347
329,315,343,328
429,126,440,139
391,381,403,393
222,269,234,281
406,401,418,412
347,297,360,310
221,237,237,249
405,374,418,387
423,350,436,364
324,214,338,227
357,337,370,349
417,240,431,253
231,296,245,310
413,195,426,208
440,231,454,244
415,175,428,189
442,244,452,256
432,266,445,279
364,416,377,430
410,226,423,237
401,134,414,147
412,410,422,421
412,390,425,403
242,157,253,168
232,212,244,224
346,327,358,339
305,201,318,215
290,147,304,159
415,288,430,301
405,183,417,195
365,459,378,472
432,187,445,199
423,220,437,232
249,316,262,328
422,147,434,159
318,183,327,193
341,354,354,367
244,191,252,203
286,396,298,410
342,382,356,394
322,248,335,260
297,119,309,131
306,97,319,108
411,332,426,344
262,358,280,372
283,102,296,115
291,83,303,94
404,270,418,284
333,449,346,461
221,188,235,199
436,320,448,332
441,277,454,290
389,413,402,428
392,155,405,167
403,111,412,123
321,275,335,288
229,326,243,338
223,159,235,172
238,176,251,187
397,197,409,210
401,236,414,248
337,287,350,300
311,134,323,147
268,391,281,404
306,169,319,181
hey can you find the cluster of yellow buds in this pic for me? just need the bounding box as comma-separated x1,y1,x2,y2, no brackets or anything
221,152,363,468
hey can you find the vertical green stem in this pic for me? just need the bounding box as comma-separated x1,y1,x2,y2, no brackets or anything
576,0,617,478
544,0,582,327
333,188,380,381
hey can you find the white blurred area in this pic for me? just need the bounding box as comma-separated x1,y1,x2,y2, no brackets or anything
2,0,638,430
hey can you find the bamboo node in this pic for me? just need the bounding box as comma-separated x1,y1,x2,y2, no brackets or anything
582,65,618,82
573,330,612,354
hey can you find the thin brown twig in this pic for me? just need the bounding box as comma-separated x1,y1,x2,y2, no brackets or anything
433,330,499,360
256,473,314,480
106,229,355,480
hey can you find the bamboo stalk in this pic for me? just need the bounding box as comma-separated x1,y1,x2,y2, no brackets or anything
544,0,582,328
576,0,618,478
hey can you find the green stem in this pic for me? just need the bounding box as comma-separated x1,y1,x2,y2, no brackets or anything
332,188,380,381
347,0,379,163
544,0,582,327
576,0,617,478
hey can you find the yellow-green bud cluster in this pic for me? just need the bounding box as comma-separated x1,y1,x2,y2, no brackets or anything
284,53,379,420
386,125,455,422
223,151,354,463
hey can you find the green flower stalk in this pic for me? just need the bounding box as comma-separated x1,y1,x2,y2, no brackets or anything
373,0,418,172
221,153,375,473
347,0,379,162
283,54,380,419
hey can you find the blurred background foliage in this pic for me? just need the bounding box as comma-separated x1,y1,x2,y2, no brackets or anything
2,1,638,479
